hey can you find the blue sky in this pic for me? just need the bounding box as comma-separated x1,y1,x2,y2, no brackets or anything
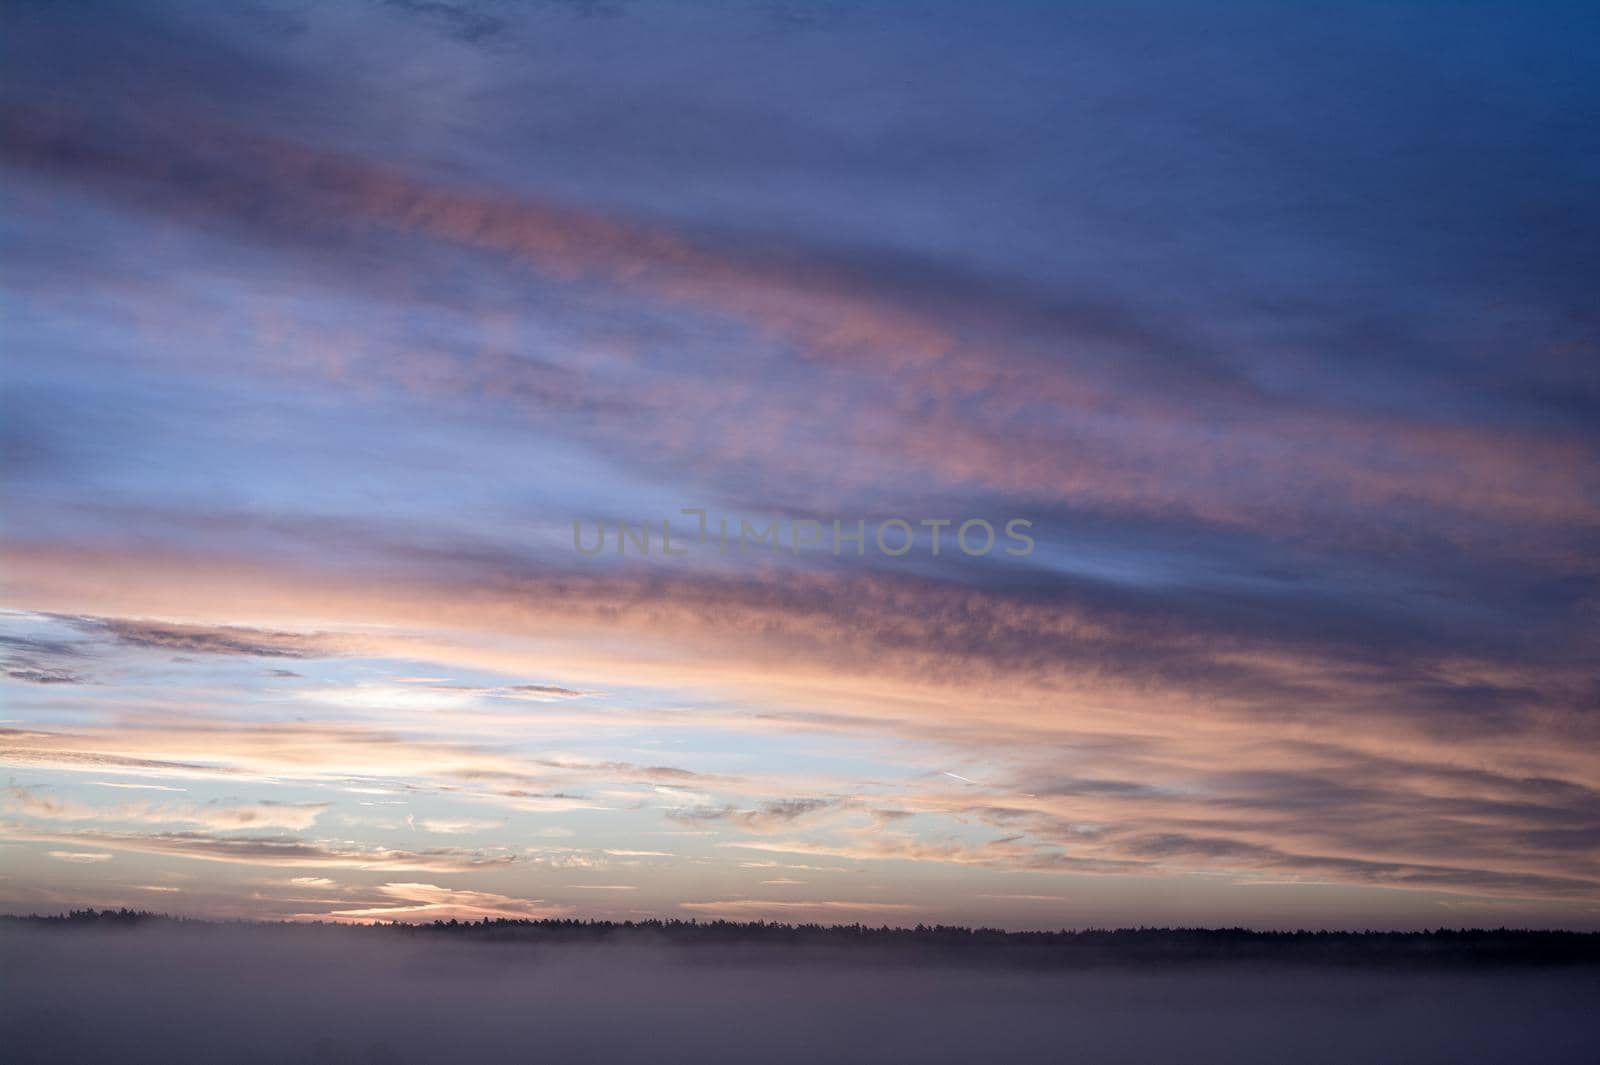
1,0,1597,928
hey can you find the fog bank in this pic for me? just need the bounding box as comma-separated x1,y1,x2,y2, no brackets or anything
4,922,1598,1064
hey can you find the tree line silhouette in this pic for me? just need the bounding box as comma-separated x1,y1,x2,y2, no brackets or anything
7,910,1599,967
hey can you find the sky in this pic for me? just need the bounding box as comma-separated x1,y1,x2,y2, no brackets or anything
1,0,1597,930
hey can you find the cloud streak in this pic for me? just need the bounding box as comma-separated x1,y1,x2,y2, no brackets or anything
310,882,570,923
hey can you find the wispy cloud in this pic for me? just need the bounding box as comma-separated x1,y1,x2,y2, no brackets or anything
74,616,346,660
47,850,113,864
4,667,82,685
409,816,504,835
310,882,570,922
671,798,836,832
6,786,328,831
8,826,518,873
679,899,919,918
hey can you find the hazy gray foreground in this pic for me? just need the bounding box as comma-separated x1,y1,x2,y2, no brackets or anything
3,923,1597,1065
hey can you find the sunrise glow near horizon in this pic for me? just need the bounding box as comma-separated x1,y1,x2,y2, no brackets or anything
2,1,1598,932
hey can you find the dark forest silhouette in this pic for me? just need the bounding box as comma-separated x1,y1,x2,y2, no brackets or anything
9,909,1597,968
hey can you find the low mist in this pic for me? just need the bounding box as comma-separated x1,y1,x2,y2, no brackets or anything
3,921,1597,1064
